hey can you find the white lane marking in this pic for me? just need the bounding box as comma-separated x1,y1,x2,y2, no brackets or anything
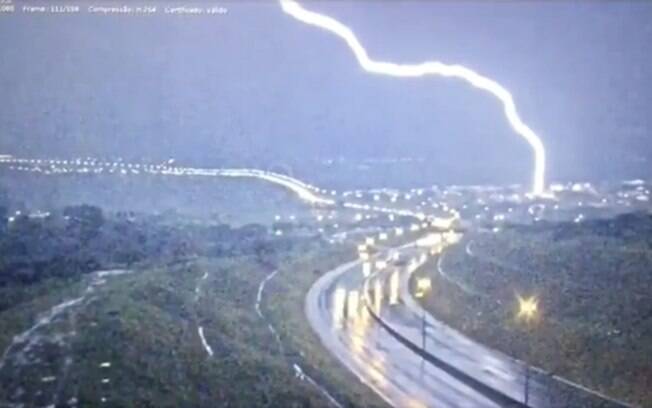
293,364,343,408
197,326,214,357
259,270,342,407
255,269,284,354
255,269,279,319
194,271,209,302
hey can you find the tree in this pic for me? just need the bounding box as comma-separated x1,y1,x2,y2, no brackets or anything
64,204,104,241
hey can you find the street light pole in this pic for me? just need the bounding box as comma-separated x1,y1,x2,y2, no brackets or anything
415,276,431,353
419,306,428,377
516,295,538,406
525,319,531,405
415,276,431,376
422,307,426,352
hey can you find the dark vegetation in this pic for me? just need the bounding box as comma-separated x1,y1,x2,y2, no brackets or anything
267,244,389,408
0,201,376,407
419,212,652,407
0,204,287,289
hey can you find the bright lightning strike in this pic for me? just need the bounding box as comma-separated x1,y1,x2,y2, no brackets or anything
280,0,547,195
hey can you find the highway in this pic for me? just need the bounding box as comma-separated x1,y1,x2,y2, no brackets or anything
0,155,636,406
306,234,630,407
305,256,509,407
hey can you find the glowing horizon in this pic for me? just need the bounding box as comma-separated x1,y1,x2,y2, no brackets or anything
280,0,547,195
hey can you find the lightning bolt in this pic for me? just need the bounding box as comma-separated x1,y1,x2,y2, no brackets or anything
280,0,547,195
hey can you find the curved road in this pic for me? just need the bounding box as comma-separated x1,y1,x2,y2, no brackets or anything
306,256,506,407
306,236,630,407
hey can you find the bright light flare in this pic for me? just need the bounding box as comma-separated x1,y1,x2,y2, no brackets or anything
429,216,457,230
414,277,431,299
517,295,538,321
280,0,547,195
416,233,441,247
443,230,462,244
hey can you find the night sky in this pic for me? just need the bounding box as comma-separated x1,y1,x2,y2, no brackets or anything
1,1,651,186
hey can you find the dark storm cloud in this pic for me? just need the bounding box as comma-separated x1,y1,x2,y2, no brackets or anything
0,1,650,185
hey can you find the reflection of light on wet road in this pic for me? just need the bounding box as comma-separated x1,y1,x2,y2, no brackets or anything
374,279,383,314
349,306,372,354
404,398,428,408
333,288,346,329
346,309,388,391
366,353,387,389
389,270,399,305
347,290,360,320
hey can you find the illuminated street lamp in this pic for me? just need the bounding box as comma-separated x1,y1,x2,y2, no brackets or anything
516,295,538,405
414,277,431,299
517,295,538,321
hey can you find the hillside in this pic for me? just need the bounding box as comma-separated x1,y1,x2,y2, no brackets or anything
418,212,652,407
